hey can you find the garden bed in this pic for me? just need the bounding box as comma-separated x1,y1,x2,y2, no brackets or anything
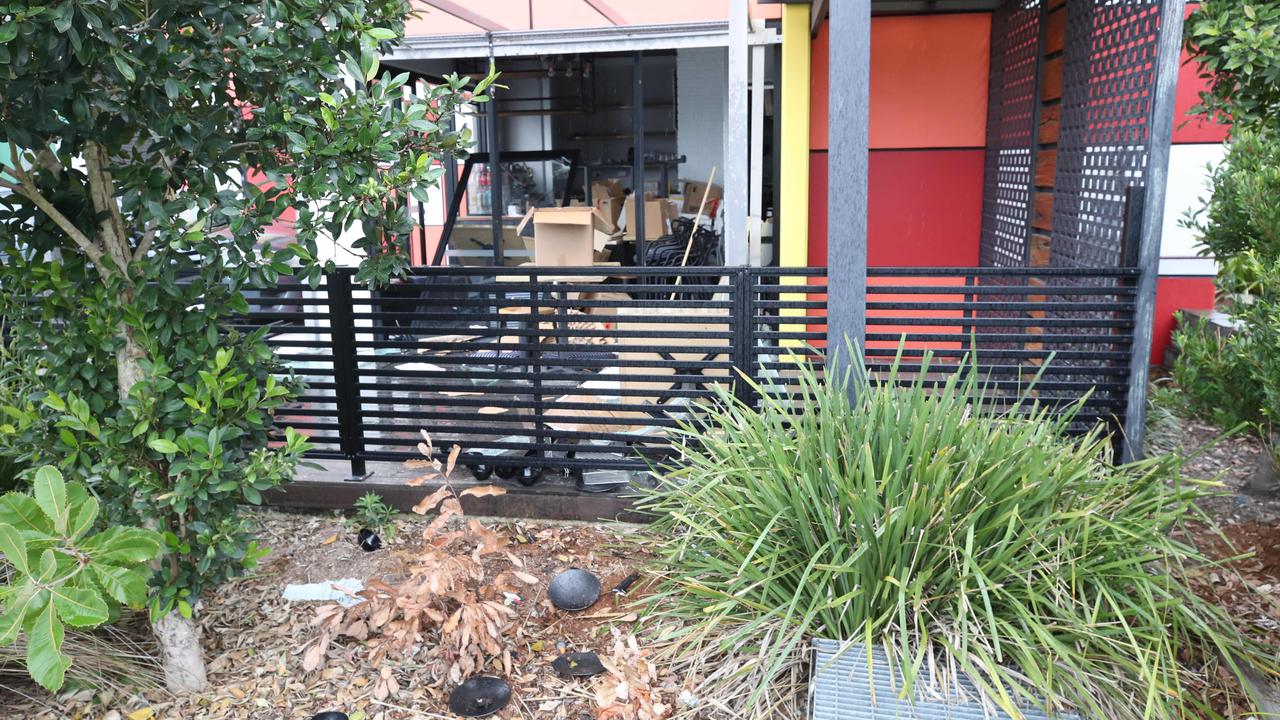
2,509,680,720
2,396,1279,719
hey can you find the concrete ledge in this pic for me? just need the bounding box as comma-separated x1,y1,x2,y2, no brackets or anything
266,479,649,524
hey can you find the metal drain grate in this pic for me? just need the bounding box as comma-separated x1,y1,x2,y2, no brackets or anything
809,639,1077,720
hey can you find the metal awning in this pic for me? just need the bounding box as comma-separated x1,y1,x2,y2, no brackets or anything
388,21,778,61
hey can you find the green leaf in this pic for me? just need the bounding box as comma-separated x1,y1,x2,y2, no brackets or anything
67,494,99,541
51,587,109,628
112,53,135,84
0,586,45,647
0,523,29,574
148,438,180,454
0,23,17,44
0,494,53,535
90,565,150,608
82,527,163,565
366,27,397,40
35,549,57,582
25,602,69,691
32,467,68,535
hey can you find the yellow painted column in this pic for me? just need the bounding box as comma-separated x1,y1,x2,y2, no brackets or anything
780,3,812,343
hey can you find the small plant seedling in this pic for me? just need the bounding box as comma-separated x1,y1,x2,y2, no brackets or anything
349,492,398,541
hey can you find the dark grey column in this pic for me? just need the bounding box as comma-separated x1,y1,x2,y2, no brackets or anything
1121,0,1187,462
632,51,646,265
826,0,871,387
487,79,503,266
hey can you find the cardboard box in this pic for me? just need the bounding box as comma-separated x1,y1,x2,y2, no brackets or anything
622,194,678,239
591,180,625,231
516,206,614,267
681,180,723,214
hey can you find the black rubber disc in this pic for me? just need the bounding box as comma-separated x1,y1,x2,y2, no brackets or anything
448,676,512,718
310,713,349,720
548,568,601,611
551,651,606,677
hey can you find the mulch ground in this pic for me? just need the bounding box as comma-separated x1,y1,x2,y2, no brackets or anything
3,396,1280,719
1,507,682,720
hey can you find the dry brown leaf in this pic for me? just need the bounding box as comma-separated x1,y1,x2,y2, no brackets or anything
446,444,462,477
319,534,337,546
425,497,463,538
416,441,432,457
412,486,453,515
459,485,507,499
302,635,328,672
512,571,539,585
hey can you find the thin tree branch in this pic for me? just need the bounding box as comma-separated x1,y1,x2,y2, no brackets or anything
134,226,156,261
5,141,109,270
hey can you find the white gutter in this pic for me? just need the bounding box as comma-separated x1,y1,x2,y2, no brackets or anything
388,20,778,61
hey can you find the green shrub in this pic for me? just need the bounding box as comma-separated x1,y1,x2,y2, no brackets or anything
349,492,398,540
1185,1,1280,131
638,352,1276,720
0,467,163,691
1170,316,1263,429
1181,131,1280,292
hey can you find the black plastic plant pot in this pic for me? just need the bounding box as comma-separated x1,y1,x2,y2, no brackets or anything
551,651,606,678
548,568,601,611
448,676,512,718
357,528,382,552
310,712,348,720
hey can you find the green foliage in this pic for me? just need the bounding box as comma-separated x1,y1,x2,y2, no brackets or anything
1185,1,1280,131
349,492,397,539
0,0,491,628
638,351,1276,720
1171,316,1263,429
0,467,162,691
1181,131,1280,284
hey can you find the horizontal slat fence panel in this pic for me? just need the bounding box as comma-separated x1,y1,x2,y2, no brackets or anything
237,265,1139,482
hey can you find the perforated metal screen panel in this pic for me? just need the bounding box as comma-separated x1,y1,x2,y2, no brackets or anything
1050,0,1163,269
810,640,1078,720
977,0,1041,268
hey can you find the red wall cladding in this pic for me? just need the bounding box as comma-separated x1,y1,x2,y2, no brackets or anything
808,149,985,267
1152,276,1216,364
806,13,990,267
809,13,992,152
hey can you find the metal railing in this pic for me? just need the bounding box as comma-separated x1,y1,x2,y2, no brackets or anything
246,265,1139,486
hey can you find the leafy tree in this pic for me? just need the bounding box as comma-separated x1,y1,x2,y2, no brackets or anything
0,0,491,691
1185,1,1280,131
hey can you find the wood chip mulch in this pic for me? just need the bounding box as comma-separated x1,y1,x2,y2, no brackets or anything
2,508,685,720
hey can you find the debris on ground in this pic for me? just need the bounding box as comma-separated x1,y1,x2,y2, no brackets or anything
2,508,665,719
282,578,366,608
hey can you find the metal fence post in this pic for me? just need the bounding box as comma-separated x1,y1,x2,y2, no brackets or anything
326,271,368,480
733,267,757,406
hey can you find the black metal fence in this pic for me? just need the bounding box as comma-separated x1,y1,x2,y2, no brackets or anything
249,265,1139,486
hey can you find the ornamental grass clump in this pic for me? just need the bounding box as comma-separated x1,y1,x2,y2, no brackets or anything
637,350,1278,720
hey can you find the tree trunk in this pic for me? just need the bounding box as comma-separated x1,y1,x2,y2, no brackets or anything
117,328,210,693
154,610,209,693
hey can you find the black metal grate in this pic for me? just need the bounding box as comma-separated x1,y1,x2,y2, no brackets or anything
245,266,1140,484
1050,0,1162,269
978,0,1042,268
752,267,1137,432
